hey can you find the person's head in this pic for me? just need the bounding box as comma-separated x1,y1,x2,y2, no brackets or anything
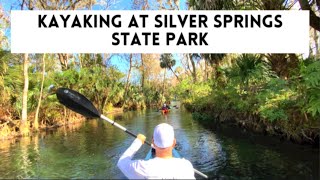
163,103,166,107
152,123,176,150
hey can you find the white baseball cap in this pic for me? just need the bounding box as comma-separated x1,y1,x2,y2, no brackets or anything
153,123,175,148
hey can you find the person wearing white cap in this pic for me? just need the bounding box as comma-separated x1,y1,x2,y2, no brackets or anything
117,123,195,179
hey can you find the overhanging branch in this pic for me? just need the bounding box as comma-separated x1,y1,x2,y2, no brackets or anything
298,0,320,31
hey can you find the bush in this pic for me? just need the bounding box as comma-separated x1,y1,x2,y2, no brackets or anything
298,60,320,117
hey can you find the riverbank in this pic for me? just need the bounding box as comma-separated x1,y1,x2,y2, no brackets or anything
172,57,320,147
185,103,319,147
0,107,124,141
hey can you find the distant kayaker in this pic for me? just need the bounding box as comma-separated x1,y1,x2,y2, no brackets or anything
162,103,169,110
117,123,195,179
160,103,170,114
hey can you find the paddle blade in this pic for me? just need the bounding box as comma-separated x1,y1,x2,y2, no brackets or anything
56,88,101,118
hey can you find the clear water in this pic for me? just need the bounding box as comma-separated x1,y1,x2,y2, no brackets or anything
0,108,318,179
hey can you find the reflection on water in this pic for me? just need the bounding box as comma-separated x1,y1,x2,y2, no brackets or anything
0,107,318,179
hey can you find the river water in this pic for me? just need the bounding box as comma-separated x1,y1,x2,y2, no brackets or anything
0,107,319,179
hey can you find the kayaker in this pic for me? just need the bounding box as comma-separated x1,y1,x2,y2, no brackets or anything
117,123,195,179
162,103,168,110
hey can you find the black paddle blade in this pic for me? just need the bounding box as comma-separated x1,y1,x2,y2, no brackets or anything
56,88,101,118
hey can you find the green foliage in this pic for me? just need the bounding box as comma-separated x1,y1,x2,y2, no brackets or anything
3,65,24,117
173,77,212,104
143,84,161,106
226,54,272,89
192,111,212,122
124,86,146,110
52,65,125,113
178,54,319,124
257,78,294,121
298,59,320,117
216,54,274,113
0,51,130,123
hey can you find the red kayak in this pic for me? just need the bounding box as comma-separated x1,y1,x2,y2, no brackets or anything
161,109,169,114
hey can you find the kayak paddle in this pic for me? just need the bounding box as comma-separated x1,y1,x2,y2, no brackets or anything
56,87,208,179
56,88,147,145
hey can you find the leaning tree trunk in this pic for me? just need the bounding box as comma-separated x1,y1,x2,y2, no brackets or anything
21,53,29,135
162,68,166,94
34,54,46,131
169,66,180,82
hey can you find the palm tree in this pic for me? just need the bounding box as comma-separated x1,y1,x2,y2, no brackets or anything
160,54,180,82
202,54,226,80
229,54,267,91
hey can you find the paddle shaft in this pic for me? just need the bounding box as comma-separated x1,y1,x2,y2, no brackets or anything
100,114,208,179
100,115,152,146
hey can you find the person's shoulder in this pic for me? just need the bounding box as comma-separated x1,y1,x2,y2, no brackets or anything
174,158,194,167
179,157,192,163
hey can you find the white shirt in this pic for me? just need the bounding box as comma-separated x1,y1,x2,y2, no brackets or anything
117,139,196,179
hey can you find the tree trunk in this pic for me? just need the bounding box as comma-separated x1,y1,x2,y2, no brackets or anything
124,54,133,100
34,54,46,131
215,61,221,80
314,29,319,57
58,53,68,70
78,54,83,68
169,66,180,82
204,60,208,81
21,53,29,135
183,54,193,76
101,96,108,113
141,54,145,89
162,68,166,94
189,54,197,82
